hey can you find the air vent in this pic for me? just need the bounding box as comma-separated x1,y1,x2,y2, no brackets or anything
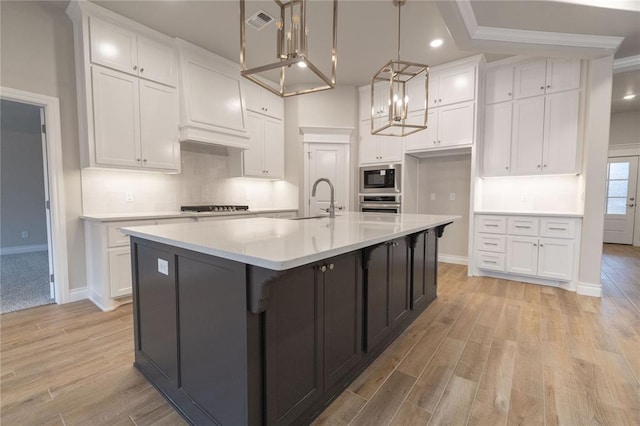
246,10,274,31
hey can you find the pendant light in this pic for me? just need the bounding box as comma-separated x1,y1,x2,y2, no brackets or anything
371,0,429,137
240,0,338,98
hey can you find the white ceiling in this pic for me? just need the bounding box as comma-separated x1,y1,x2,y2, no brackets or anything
612,70,640,113
83,1,640,111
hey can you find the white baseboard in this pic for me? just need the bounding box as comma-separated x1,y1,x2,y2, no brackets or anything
68,287,89,302
0,244,48,255
576,282,602,298
438,254,468,265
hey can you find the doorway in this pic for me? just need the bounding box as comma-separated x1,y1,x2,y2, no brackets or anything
305,143,350,217
603,156,638,245
1,100,55,312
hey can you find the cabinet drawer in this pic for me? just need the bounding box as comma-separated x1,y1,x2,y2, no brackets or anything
476,234,506,253
476,252,505,272
108,220,154,247
539,218,577,239
477,216,506,234
507,217,539,236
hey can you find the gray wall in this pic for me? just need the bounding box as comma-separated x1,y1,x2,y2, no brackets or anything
417,154,471,259
609,110,640,146
1,101,48,249
1,1,86,289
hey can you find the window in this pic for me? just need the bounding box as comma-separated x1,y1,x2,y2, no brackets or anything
605,161,631,215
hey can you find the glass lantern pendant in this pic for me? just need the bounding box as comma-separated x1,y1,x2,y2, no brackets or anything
240,0,338,97
371,0,429,137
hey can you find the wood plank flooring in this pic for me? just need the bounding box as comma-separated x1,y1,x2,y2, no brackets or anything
1,244,639,425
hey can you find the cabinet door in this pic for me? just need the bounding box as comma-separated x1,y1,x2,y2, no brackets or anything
538,238,574,281
359,121,379,165
542,91,580,174
407,73,427,112
323,253,362,390
365,244,391,352
545,58,580,94
137,36,177,87
243,111,265,177
108,247,132,298
485,66,514,104
261,89,284,120
263,117,284,178
514,59,547,99
243,81,262,113
265,264,322,424
511,96,544,174
428,72,439,107
506,236,538,276
438,102,474,148
390,238,410,328
404,110,430,151
91,66,141,167
438,65,476,106
372,85,390,131
89,17,138,76
411,231,437,311
483,103,512,176
378,135,403,162
139,80,179,171
135,244,177,383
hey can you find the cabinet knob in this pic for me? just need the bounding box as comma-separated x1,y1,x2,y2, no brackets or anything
433,141,437,145
540,243,544,247
320,265,327,272
133,65,138,71
438,140,441,144
537,165,541,168
547,85,551,89
508,92,512,96
540,86,544,90
136,158,141,162
329,263,334,270
543,164,548,168
439,98,442,103
505,166,509,170
143,159,147,163
533,243,537,247
434,100,437,104
140,68,144,73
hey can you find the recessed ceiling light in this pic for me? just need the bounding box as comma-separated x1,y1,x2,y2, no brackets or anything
430,39,443,48
623,94,636,100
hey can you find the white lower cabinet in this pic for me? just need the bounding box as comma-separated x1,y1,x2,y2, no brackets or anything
475,214,580,287
108,247,133,298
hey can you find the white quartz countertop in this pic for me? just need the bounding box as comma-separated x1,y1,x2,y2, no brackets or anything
122,212,460,271
81,208,297,222
474,210,583,218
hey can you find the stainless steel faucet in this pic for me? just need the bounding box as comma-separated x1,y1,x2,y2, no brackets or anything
311,178,336,218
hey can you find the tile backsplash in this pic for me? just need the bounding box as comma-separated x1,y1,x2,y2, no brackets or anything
81,145,297,215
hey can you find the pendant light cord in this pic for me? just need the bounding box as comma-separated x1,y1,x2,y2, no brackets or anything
397,1,401,62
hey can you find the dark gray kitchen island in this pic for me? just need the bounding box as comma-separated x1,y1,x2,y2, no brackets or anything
123,212,457,425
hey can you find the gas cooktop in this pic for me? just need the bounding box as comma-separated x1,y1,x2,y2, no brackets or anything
180,205,249,213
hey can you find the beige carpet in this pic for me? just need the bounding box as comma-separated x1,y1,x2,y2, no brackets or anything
1,251,54,313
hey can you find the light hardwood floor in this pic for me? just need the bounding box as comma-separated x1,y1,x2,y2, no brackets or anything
1,244,639,425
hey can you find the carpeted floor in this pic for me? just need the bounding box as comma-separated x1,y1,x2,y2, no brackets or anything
0,251,54,313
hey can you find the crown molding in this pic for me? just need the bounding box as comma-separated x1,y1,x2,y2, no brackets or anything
439,0,624,57
613,55,640,74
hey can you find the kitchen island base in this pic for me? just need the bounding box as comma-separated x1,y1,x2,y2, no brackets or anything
131,224,448,425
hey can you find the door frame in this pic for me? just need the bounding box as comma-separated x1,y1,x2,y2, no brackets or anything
301,127,353,217
1,86,69,304
608,143,640,246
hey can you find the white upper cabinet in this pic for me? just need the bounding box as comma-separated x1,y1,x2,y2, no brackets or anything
89,16,176,87
404,109,434,151
542,91,580,174
176,39,249,149
230,110,284,179
485,66,514,104
406,73,427,112
483,102,513,176
244,83,284,120
438,102,475,148
139,79,179,170
359,120,402,165
514,58,580,99
429,65,476,107
511,96,546,174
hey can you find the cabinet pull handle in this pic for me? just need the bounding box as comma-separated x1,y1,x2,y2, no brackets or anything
485,224,499,227
329,263,334,270
320,265,327,272
549,227,566,230
484,260,498,264
485,242,498,246
515,225,530,228
133,65,138,71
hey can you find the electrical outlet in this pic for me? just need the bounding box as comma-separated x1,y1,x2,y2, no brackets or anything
449,193,455,201
21,231,28,239
125,192,134,202
430,193,436,201
158,258,169,276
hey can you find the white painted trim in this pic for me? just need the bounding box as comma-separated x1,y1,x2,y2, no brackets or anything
608,143,640,157
0,244,48,255
1,86,70,305
299,126,354,144
303,142,351,217
613,55,640,74
68,287,90,303
438,254,468,266
576,281,602,297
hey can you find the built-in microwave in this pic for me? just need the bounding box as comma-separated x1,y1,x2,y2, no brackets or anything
359,164,401,194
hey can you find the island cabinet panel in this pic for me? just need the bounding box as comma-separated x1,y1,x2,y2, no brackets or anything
177,256,248,426
411,230,438,311
135,243,178,383
364,237,411,353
